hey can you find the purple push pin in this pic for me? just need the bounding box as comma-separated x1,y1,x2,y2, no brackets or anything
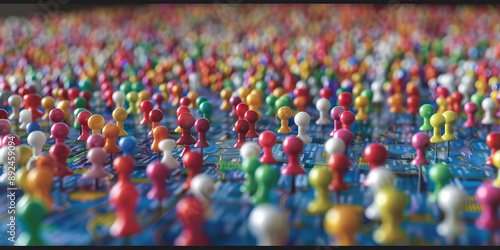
87,134,106,149
1,134,20,147
329,106,345,136
152,92,164,110
51,123,69,144
229,96,242,117
411,132,430,166
333,128,354,166
0,119,11,144
475,182,500,231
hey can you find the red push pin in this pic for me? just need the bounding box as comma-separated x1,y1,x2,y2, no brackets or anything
436,86,449,98
149,109,164,136
338,92,353,112
152,93,165,110
182,151,203,190
234,119,250,148
77,111,92,142
68,87,80,109
281,135,306,193
0,109,7,119
58,88,69,100
229,96,242,117
244,110,259,140
486,132,500,165
174,195,210,246
49,143,73,191
406,85,420,97
328,154,350,191
339,111,355,136
79,90,92,110
146,161,170,206
179,96,191,107
451,92,463,114
23,93,44,122
407,95,421,126
177,112,197,157
363,143,387,170
258,130,277,164
51,123,69,145
320,87,333,100
194,118,210,155
140,100,154,141
236,103,249,120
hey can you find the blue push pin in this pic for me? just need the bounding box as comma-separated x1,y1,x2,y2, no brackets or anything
119,137,136,157
26,122,42,134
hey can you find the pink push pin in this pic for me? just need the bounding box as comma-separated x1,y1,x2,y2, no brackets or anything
77,111,92,141
411,132,430,166
229,96,242,117
0,119,10,144
333,129,354,165
2,134,20,147
87,134,106,149
475,181,500,232
49,108,65,124
463,102,478,127
244,110,259,139
258,130,277,164
339,111,355,136
152,93,165,110
280,135,306,175
179,96,191,107
51,123,69,144
329,106,345,136
146,161,170,204
194,118,210,155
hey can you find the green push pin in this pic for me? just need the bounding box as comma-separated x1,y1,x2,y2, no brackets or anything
275,95,292,110
307,165,333,214
196,96,208,114
120,81,132,95
131,82,144,93
361,89,374,113
419,104,435,132
265,95,277,116
73,97,86,109
73,108,87,131
470,93,484,116
427,163,452,203
199,101,212,122
240,156,260,196
77,78,92,92
255,80,267,92
223,79,234,91
15,197,47,246
252,164,278,205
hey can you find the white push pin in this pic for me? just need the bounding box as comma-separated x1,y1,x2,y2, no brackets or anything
324,138,346,156
371,80,384,105
190,173,216,218
481,97,496,128
83,147,110,180
315,98,331,125
0,146,20,183
363,167,395,220
436,185,466,240
26,131,47,170
240,142,261,160
93,91,104,109
458,75,474,105
8,94,22,121
19,109,32,130
248,204,289,246
159,139,180,170
294,112,312,144
112,90,126,109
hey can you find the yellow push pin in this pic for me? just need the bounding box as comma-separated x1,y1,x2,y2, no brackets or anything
26,165,54,211
219,88,232,111
136,90,151,113
88,114,105,135
352,83,364,98
52,88,60,100
324,205,363,246
373,187,408,245
272,87,285,99
56,100,71,122
430,113,445,162
442,111,457,156
238,87,251,104
15,146,33,188
41,97,55,120
250,89,265,109
126,91,138,115
246,93,263,119
112,108,128,137
307,165,333,214
277,106,292,135
354,96,369,121
159,83,169,102
187,91,199,109
491,151,500,187
436,97,447,114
